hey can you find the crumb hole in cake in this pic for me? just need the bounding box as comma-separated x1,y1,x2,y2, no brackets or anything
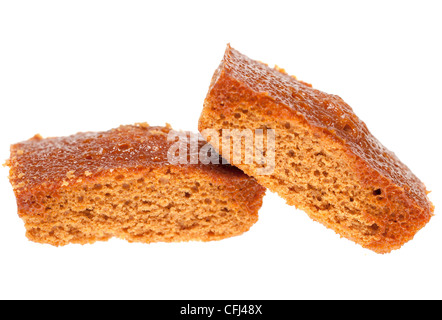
163,203,173,209
373,189,382,196
184,192,191,198
234,113,241,119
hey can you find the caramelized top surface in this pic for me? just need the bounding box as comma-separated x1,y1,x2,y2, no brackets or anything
211,45,432,211
8,124,249,194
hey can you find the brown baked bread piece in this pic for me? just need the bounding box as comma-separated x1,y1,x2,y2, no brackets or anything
199,44,434,253
6,123,265,246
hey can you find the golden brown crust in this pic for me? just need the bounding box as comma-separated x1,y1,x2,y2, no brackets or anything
9,124,248,195
199,44,434,253
7,123,266,245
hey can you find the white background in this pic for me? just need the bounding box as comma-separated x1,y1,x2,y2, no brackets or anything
0,1,441,300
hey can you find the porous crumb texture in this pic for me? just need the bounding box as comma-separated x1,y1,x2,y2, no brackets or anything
199,45,434,253
7,124,265,246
